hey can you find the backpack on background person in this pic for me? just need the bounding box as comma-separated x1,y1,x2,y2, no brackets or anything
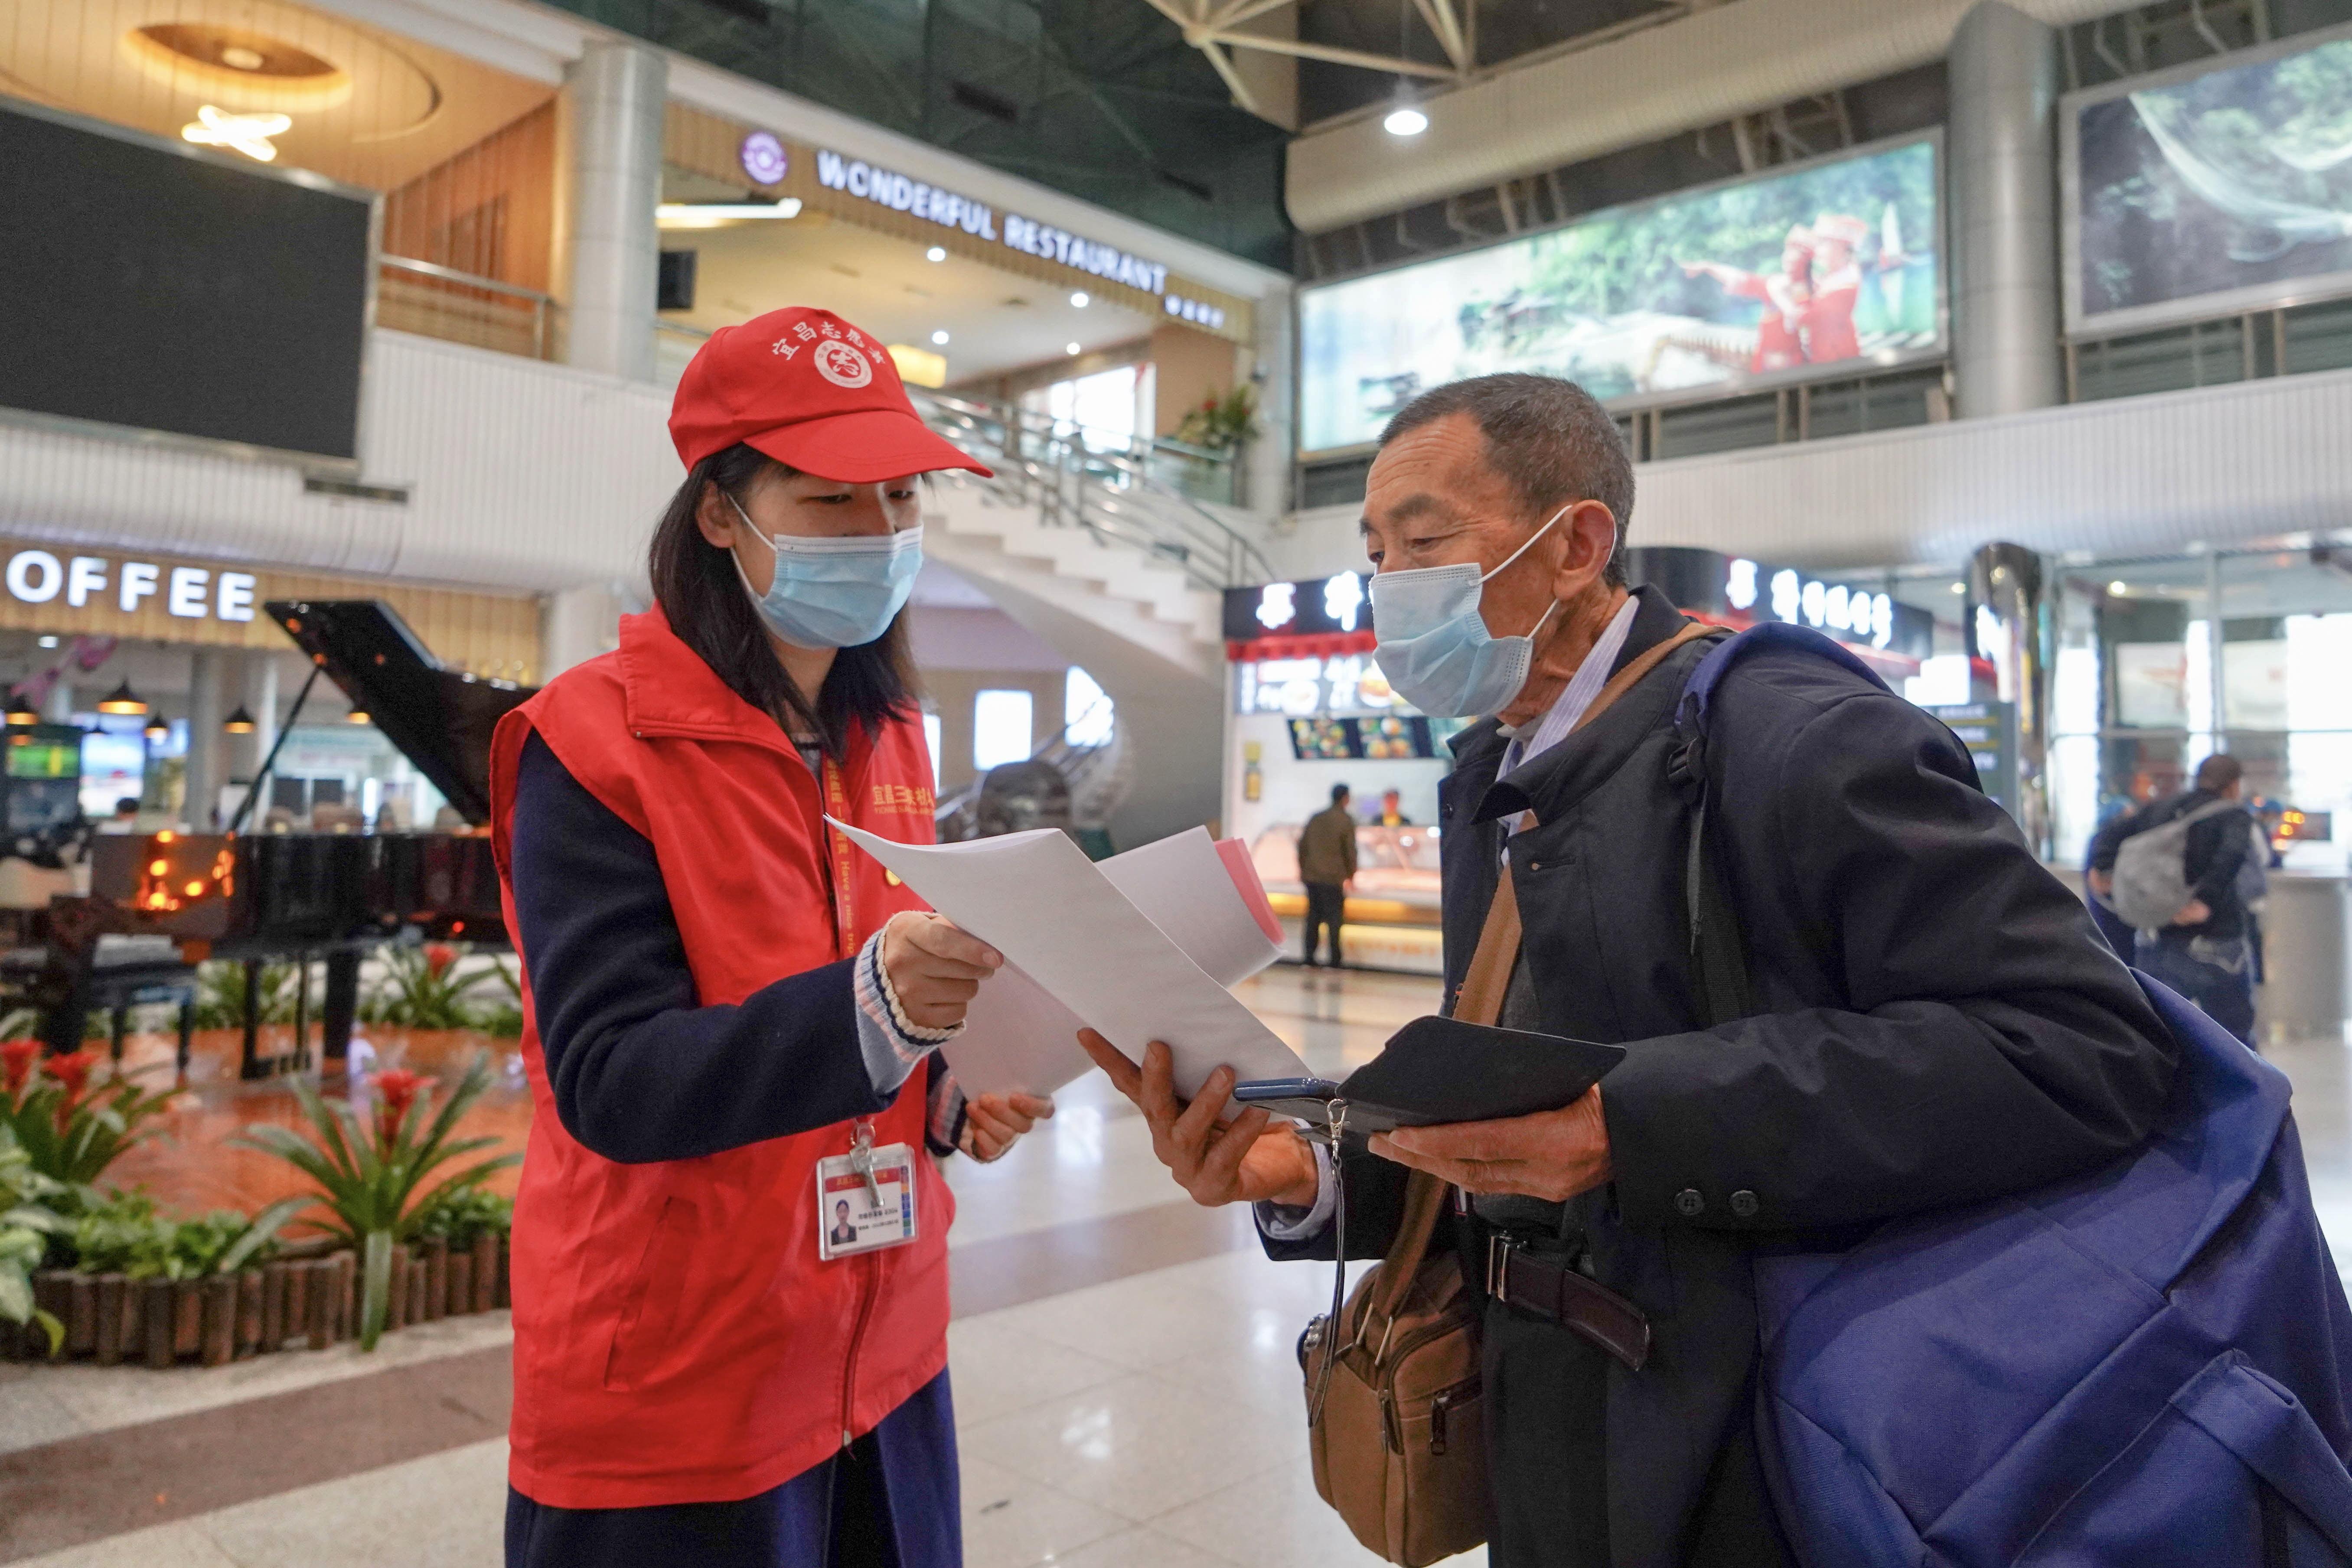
2107,796,2245,932
1673,625,2352,1568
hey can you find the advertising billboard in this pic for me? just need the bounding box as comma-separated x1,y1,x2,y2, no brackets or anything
2064,23,2352,337
1296,136,1942,455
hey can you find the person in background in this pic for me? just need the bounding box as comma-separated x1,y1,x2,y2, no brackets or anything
494,305,1052,1568
2088,753,2258,1045
96,797,140,835
1376,788,1413,826
1297,782,1357,968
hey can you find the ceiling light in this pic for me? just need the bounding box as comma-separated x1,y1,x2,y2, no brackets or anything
1066,342,1082,356
36,636,56,650
221,45,265,70
4,695,37,727
1383,105,1429,138
222,705,257,735
654,199,802,228
2108,580,2129,595
930,329,950,346
181,104,290,163
926,245,946,263
346,709,371,725
144,711,170,742
98,680,146,716
1070,291,1089,308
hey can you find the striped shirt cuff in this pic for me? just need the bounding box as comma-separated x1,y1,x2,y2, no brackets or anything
1256,1143,1336,1241
853,923,962,1096
927,1064,969,1157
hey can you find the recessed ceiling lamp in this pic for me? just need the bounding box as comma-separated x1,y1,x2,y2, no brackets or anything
123,24,352,111
346,708,372,725
656,199,803,229
926,246,947,262
1065,342,1082,356
182,104,291,162
1070,291,1090,308
931,329,950,346
35,636,56,650
4,695,37,727
1383,104,1429,137
98,680,146,717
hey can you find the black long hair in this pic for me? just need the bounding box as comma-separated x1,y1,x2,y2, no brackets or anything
648,442,920,759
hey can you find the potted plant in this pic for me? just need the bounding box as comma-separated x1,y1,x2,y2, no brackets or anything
1173,384,1262,453
232,1058,518,1350
0,1123,67,1357
417,1185,512,1314
1,1041,181,1198
364,945,505,1033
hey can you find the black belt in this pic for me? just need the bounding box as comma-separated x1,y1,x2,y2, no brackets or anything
1486,1233,1652,1372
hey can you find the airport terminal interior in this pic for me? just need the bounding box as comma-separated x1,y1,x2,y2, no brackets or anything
7,0,2352,1563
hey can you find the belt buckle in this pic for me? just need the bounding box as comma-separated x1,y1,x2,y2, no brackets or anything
1486,1232,1518,1305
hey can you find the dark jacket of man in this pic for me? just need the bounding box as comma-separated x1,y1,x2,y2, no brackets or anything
2087,787,2255,940
1266,587,2178,1568
1297,801,1359,887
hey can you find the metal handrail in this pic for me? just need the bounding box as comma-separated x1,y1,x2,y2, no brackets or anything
379,255,556,359
913,388,1272,592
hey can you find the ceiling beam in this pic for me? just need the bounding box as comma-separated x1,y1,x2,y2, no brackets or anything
1409,0,1473,71
1189,31,1457,78
1195,37,1266,119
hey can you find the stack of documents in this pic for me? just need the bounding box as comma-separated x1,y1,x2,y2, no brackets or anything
827,823,1311,1098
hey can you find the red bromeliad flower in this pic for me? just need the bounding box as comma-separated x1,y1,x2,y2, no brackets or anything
42,1048,97,1106
424,945,458,981
372,1068,429,1145
1,1038,37,1099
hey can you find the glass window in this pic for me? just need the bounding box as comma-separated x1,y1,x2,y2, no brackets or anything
1065,668,1113,747
972,689,1034,771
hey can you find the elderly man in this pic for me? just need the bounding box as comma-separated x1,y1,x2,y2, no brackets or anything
1082,372,2176,1567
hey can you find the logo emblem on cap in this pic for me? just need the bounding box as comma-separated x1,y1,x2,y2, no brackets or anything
813,339,874,389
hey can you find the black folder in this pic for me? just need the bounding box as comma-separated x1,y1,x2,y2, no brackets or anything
1236,1016,1626,1138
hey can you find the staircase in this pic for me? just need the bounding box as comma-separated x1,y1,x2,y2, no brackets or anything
912,391,1273,846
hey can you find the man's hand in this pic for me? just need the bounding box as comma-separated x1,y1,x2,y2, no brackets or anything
2088,868,2114,898
2173,898,2212,927
1077,1030,1320,1208
960,1092,1054,1162
1369,1085,1612,1203
881,912,1001,1031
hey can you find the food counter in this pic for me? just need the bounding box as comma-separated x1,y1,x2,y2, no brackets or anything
1249,822,1444,975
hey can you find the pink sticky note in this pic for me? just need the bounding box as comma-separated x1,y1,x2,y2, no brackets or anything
1215,838,1285,945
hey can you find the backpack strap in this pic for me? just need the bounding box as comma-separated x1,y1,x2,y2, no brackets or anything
1670,624,1894,1028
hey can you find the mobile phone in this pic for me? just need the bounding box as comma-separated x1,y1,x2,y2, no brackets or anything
1231,1078,1346,1125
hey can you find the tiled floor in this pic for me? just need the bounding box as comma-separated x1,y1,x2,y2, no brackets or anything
9,963,2350,1568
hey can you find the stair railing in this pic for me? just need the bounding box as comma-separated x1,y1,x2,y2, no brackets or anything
913,389,1273,593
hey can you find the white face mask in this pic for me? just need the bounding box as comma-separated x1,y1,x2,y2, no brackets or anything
726,491,923,649
1367,505,1570,717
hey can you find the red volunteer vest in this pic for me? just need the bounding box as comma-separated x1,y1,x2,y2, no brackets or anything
489,609,946,1509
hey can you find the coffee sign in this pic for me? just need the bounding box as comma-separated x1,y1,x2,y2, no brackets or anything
3,547,255,622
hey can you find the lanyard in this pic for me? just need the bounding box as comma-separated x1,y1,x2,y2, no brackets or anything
820,753,858,960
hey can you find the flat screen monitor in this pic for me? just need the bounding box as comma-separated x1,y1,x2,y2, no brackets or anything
0,97,373,468
1286,715,1436,760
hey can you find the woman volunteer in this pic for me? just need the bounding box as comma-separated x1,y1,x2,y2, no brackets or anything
490,306,1052,1567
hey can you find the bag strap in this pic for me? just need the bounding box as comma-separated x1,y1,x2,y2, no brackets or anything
1368,616,1721,1321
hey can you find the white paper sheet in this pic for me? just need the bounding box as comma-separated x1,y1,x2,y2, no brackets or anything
1096,828,1283,989
829,822,1305,1099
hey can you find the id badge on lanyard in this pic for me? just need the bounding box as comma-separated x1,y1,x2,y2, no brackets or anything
817,1118,918,1262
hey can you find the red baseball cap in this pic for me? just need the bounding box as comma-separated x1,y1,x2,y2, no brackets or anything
668,306,993,482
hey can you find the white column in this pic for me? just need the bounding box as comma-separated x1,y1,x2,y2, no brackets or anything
233,651,280,821
1948,1,2063,419
183,648,226,829
1246,289,1295,518
541,583,622,681
559,39,667,382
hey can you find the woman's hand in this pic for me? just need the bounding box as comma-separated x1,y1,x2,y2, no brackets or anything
882,913,1001,1031
960,1092,1054,1161
1077,1030,1321,1208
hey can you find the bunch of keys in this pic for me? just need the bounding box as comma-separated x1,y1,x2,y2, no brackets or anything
849,1118,883,1206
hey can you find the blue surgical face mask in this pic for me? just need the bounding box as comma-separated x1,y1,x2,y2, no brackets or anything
726,491,922,649
1368,505,1571,718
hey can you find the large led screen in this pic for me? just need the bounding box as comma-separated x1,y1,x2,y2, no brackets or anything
0,98,372,467
1297,137,1941,454
2066,24,2352,336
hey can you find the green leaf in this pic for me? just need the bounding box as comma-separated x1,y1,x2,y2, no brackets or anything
0,1269,30,1323
218,1195,315,1275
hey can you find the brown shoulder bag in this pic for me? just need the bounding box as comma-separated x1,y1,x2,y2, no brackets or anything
1296,621,1715,1566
